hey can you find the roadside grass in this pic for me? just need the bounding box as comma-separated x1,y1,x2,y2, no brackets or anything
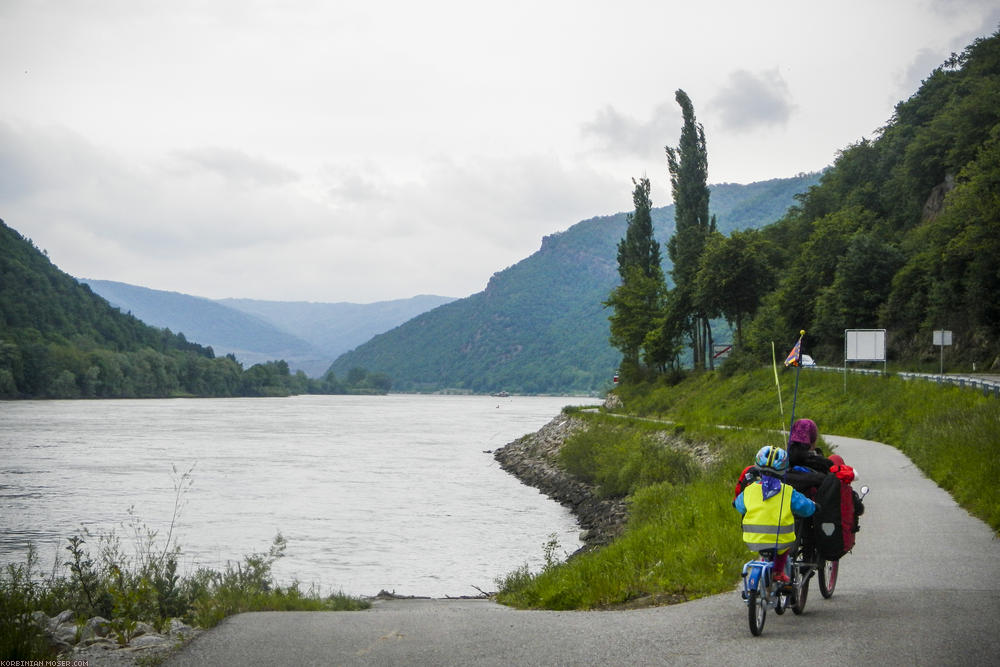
620,367,1000,531
557,417,699,498
498,366,1000,610
497,420,759,609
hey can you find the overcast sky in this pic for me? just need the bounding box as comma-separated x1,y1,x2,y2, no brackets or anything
2,1,998,303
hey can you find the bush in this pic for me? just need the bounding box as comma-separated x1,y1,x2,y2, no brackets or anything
559,418,697,498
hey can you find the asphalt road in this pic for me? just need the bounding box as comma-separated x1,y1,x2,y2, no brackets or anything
165,434,1000,666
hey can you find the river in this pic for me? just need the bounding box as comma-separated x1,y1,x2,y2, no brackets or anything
0,394,597,597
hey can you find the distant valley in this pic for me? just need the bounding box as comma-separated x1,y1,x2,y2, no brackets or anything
77,173,820,390
79,280,456,377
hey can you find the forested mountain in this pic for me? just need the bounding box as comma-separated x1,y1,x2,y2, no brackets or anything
329,174,820,394
81,281,454,377
0,221,386,398
742,29,1000,369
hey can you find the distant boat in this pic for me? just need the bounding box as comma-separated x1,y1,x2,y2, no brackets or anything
491,391,510,397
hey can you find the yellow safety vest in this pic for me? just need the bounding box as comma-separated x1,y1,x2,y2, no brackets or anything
742,481,796,551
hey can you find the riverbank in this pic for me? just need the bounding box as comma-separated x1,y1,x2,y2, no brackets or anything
493,411,628,553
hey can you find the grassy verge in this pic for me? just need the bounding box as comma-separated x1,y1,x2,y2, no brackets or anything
497,367,1000,610
620,367,1000,530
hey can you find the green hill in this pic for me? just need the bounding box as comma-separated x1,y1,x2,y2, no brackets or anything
742,29,1000,369
329,174,821,394
79,281,456,378
0,219,235,398
0,220,383,398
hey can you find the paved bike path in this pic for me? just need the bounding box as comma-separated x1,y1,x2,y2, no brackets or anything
165,435,1000,666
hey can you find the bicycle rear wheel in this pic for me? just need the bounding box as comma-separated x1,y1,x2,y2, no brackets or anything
774,588,787,615
791,562,810,615
818,558,838,598
748,589,766,636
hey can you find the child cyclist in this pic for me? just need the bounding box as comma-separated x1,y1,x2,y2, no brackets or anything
733,446,817,584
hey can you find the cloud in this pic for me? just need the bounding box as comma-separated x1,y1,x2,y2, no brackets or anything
0,120,125,200
580,101,677,159
710,69,794,131
893,6,1000,104
322,163,390,206
895,47,950,101
1,120,625,302
169,147,299,187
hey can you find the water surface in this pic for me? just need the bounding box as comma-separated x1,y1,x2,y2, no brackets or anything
0,394,596,596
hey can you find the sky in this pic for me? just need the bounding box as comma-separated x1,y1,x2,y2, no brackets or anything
2,1,998,303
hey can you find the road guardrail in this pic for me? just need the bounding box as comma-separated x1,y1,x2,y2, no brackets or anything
804,366,1000,399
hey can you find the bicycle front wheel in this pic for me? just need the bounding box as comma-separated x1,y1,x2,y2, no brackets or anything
818,558,838,598
748,590,766,636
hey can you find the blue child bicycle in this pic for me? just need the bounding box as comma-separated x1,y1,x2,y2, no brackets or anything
740,547,792,636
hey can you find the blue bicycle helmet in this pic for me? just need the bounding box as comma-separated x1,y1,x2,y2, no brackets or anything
755,445,788,473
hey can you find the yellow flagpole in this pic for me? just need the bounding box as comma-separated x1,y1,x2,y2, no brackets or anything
772,342,786,443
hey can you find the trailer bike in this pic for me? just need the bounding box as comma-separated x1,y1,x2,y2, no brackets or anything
741,485,869,635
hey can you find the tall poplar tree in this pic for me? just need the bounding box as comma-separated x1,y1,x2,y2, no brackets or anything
665,89,715,369
605,177,665,380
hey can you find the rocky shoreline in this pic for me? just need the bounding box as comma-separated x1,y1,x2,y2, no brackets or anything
493,411,627,553
31,608,201,666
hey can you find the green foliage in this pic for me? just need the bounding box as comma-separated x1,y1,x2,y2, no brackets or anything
747,29,1000,366
1,527,370,659
558,418,697,498
615,178,662,280
606,178,667,380
0,546,56,660
666,89,717,371
695,228,778,347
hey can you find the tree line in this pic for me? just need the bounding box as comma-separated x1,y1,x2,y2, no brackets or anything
607,29,1000,377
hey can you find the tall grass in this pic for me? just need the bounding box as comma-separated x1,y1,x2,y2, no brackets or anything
620,367,1000,530
558,417,698,498
0,469,370,660
497,421,759,609
498,367,1000,610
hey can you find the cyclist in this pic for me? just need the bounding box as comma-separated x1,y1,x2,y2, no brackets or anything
787,418,833,474
734,418,831,501
787,417,857,486
733,446,817,584
786,419,863,559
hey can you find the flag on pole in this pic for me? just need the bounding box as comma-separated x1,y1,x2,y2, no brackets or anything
784,337,802,367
